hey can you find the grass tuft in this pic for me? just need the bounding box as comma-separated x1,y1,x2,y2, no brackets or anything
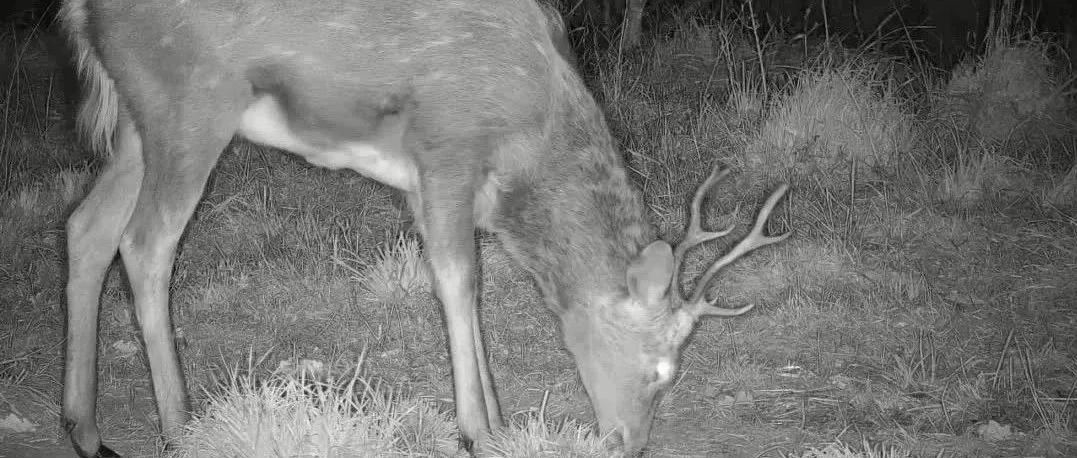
742,58,914,191
334,233,431,305
1046,159,1077,212
933,141,1033,209
487,411,608,458
170,363,459,458
936,0,1073,146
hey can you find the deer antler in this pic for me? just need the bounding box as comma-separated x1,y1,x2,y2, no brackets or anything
669,167,737,301
672,167,790,319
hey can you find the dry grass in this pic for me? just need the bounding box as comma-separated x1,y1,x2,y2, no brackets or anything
933,141,1036,209
742,58,914,191
167,360,614,457
170,363,460,457
334,233,432,306
937,0,1072,146
1046,160,1077,211
486,412,607,458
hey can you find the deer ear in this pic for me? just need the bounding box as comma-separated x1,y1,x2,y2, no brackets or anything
626,241,675,306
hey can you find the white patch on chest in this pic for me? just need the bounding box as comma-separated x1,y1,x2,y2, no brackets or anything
238,96,417,192
655,358,674,385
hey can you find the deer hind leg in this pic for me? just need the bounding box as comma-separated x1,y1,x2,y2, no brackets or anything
412,168,502,449
64,109,142,458
116,87,245,445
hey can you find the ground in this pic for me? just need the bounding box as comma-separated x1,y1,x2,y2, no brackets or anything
1,4,1076,458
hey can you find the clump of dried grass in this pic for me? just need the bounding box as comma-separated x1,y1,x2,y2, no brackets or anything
1045,162,1077,211
169,365,458,457
933,141,1036,209
486,412,608,458
937,0,1072,145
741,57,914,191
334,233,431,305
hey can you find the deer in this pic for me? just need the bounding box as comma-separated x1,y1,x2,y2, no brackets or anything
58,0,789,456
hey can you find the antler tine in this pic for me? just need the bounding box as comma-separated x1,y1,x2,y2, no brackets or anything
687,184,791,315
670,167,738,300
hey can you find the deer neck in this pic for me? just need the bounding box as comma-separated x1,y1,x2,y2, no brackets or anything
493,102,653,312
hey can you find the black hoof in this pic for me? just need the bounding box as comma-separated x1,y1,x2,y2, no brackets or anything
96,444,121,458
73,442,120,458
458,436,475,454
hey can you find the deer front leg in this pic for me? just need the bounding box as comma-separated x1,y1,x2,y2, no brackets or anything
413,173,501,450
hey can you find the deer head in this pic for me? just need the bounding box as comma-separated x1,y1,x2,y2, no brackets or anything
559,168,789,455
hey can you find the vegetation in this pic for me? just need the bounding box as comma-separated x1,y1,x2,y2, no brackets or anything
1,0,1075,456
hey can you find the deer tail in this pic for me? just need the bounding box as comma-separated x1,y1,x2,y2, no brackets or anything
61,0,119,157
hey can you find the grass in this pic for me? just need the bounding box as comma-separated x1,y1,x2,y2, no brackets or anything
742,57,915,189
2,1,1077,457
169,362,461,458
334,232,432,306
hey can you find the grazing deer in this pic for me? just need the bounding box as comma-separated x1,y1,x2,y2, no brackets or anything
59,0,788,456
